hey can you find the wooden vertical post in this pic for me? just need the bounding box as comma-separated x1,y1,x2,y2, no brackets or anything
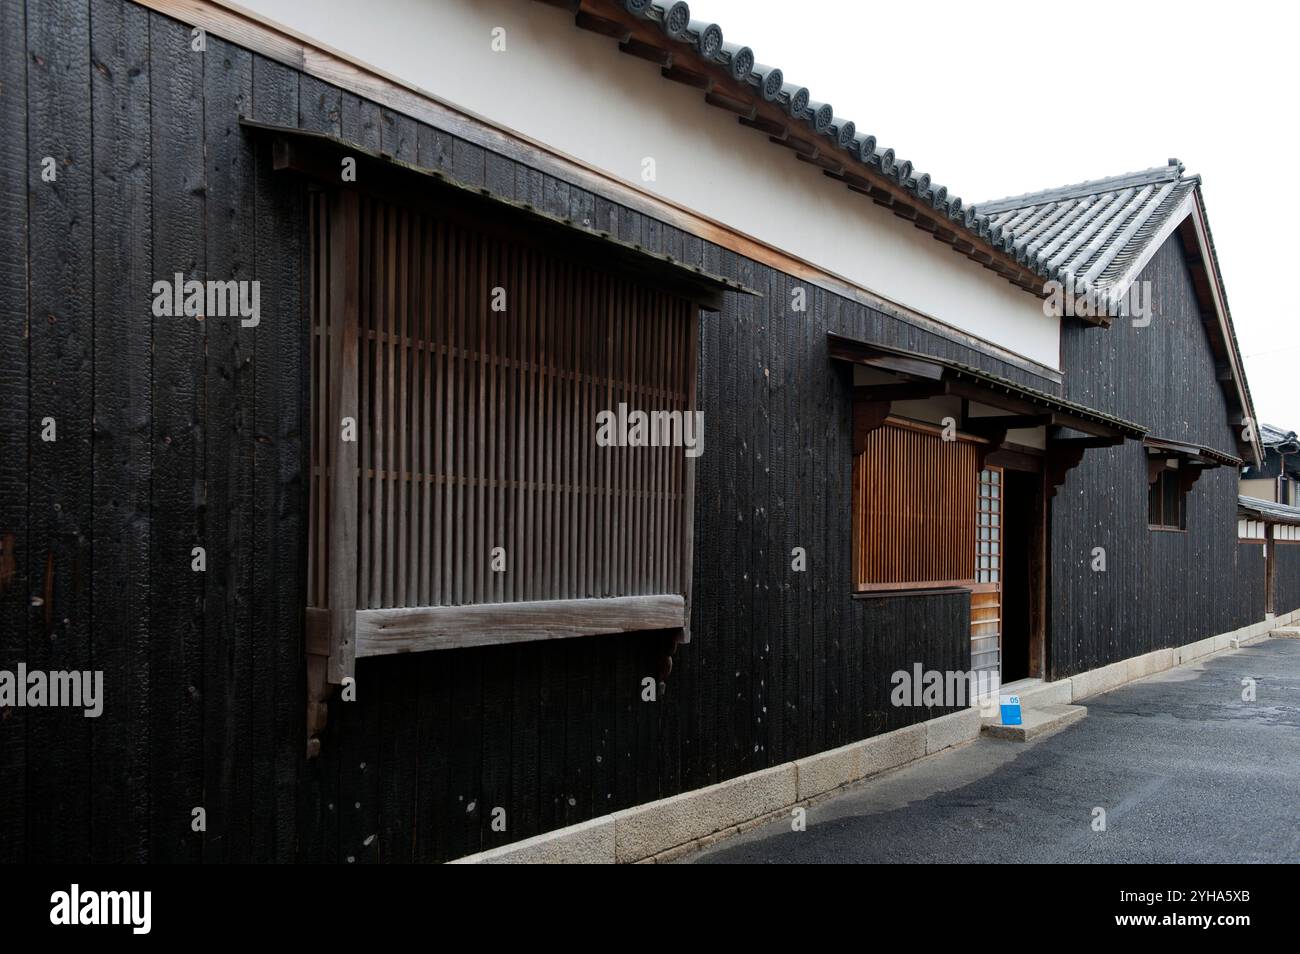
679,306,700,643
1266,523,1276,617
328,189,361,683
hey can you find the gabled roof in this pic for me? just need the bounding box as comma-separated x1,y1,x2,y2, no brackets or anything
977,161,1261,466
542,0,1050,297
976,160,1198,305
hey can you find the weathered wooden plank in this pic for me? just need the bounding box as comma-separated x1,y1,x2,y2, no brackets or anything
377,652,418,862
356,594,686,654
0,0,30,863
28,0,97,860
340,90,381,151
379,106,416,163
251,52,302,862
413,651,451,861
89,0,153,864
479,643,513,850
299,73,341,136
146,11,205,863
336,657,379,863
200,31,256,865
327,189,360,681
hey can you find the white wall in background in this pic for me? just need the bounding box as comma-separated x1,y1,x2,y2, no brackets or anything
229,0,1061,369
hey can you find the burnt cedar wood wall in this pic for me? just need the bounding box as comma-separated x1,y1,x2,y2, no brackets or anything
0,0,1044,863
1049,238,1264,678
0,0,1261,864
1274,543,1300,616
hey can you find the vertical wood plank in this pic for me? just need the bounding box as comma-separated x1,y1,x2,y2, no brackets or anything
146,11,203,864
250,53,302,861
0,0,30,863
327,189,360,681
200,32,255,863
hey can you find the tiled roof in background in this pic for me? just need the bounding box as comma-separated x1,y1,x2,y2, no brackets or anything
1260,423,1300,451
1239,495,1300,525
975,160,1199,304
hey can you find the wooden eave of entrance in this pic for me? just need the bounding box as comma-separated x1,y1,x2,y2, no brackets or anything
830,333,1145,496
829,333,1145,441
241,119,761,310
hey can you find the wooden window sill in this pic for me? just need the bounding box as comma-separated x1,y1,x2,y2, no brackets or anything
853,584,973,599
353,594,686,655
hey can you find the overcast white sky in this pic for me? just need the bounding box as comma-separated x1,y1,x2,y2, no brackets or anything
688,0,1299,430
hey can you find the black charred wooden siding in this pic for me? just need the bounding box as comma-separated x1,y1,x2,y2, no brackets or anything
0,0,28,865
1050,238,1254,678
0,1,306,862
1273,543,1300,615
0,0,1025,863
1057,239,1239,452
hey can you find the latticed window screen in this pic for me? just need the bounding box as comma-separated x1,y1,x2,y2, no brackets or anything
971,467,1003,677
852,420,977,589
307,191,697,614
976,468,1001,583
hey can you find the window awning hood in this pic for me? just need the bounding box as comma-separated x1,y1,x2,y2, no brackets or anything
241,119,760,309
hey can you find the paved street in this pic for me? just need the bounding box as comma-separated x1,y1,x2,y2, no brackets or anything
689,639,1300,863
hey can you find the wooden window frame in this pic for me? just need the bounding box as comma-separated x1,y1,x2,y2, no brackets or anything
308,187,704,683
1147,465,1188,532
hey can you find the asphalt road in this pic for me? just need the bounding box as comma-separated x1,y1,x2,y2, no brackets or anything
688,638,1300,863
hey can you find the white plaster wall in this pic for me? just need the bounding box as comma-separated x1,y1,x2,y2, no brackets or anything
231,0,1060,369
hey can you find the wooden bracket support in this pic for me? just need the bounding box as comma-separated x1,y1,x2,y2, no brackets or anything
1046,436,1124,498
853,397,892,455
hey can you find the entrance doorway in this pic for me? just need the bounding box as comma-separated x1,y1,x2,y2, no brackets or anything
970,463,1045,685
1001,469,1041,682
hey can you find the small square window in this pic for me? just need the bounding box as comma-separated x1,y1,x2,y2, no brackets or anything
1148,467,1186,530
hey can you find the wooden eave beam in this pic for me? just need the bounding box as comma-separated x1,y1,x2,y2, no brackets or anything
830,336,1138,444
855,382,948,402
964,414,1053,432
942,379,1122,439
738,114,787,136
574,9,630,41
704,90,755,119
867,357,945,382
662,63,714,90
1055,435,1126,450
619,36,672,66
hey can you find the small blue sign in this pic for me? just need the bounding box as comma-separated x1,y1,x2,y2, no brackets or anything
1000,694,1022,726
